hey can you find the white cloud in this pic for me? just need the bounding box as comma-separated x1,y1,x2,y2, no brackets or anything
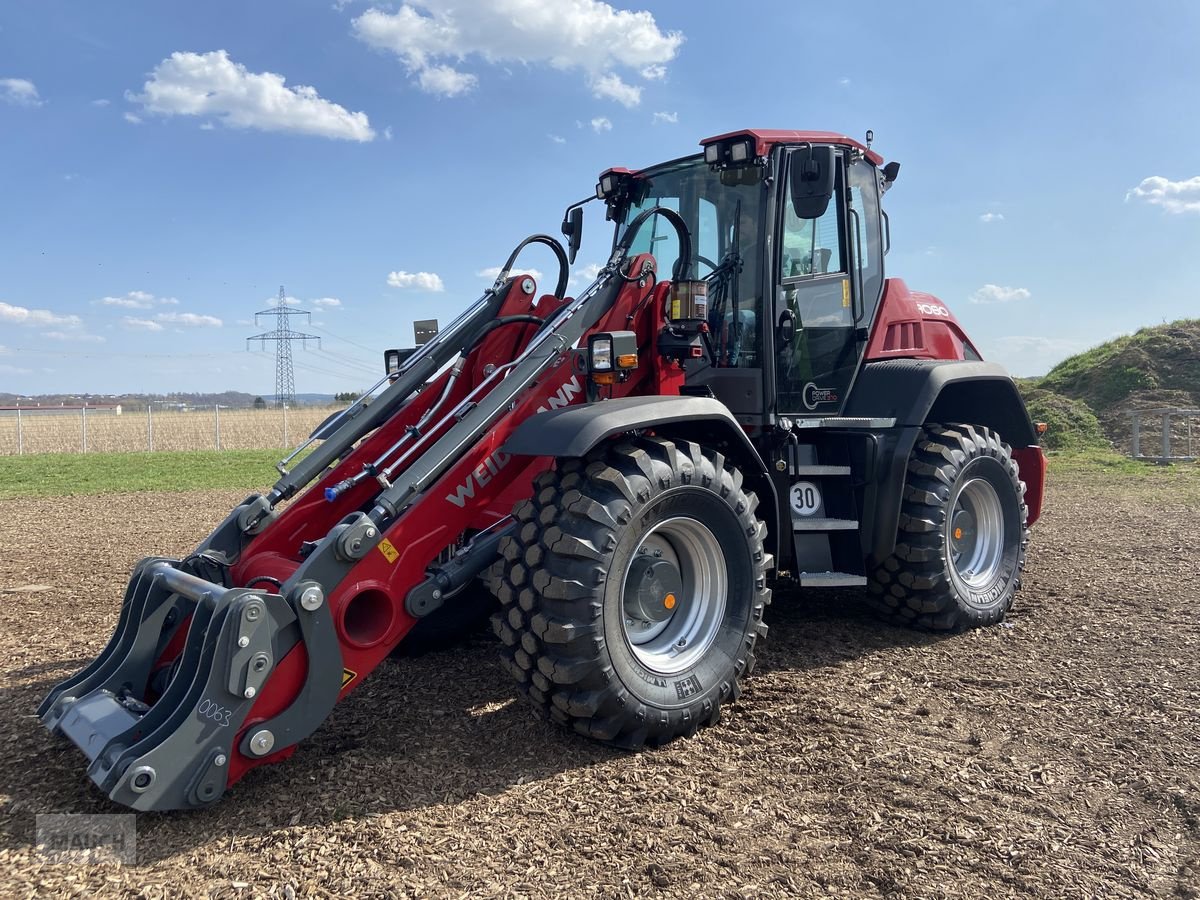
124,111,142,124
383,125,393,140
127,50,375,142
838,77,851,87
0,363,33,375
570,262,603,287
387,270,445,291
0,301,81,327
979,212,1005,223
591,116,612,133
591,72,640,107
0,78,43,107
652,110,677,125
97,291,151,309
123,317,164,332
95,290,178,309
43,331,106,343
351,2,682,101
311,297,343,308
91,98,111,107
418,64,478,97
1126,175,1200,214
969,284,1031,305
477,266,545,283
157,311,223,327
548,133,566,144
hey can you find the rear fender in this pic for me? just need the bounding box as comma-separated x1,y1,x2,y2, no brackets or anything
845,360,1042,562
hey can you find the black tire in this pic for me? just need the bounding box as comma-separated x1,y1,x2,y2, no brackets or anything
868,424,1028,631
394,582,498,656
492,436,772,749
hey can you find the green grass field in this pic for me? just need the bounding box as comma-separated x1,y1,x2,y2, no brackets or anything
0,449,290,498
2,447,1197,503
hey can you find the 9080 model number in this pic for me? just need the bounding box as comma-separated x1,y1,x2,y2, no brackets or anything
196,698,234,727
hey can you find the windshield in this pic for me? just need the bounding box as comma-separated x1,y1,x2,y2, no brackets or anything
615,156,766,368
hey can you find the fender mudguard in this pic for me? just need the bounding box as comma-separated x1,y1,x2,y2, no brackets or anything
504,395,781,559
845,359,1040,564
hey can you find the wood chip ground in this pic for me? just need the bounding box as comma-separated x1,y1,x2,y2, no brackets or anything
0,470,1197,898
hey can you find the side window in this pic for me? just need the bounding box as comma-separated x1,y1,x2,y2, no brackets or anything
780,161,845,280
848,160,884,320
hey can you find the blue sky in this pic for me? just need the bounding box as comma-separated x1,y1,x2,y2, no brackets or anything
2,0,1199,396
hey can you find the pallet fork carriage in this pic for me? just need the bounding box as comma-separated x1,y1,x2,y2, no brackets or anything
41,129,1046,810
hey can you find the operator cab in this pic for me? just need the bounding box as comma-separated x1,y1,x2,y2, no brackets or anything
603,130,893,427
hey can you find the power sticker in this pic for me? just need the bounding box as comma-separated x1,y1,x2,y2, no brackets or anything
377,538,399,563
842,280,851,308
341,668,358,689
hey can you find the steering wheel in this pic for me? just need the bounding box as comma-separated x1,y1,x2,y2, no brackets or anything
695,254,719,278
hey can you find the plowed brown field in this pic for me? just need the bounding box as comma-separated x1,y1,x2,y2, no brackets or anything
1,468,1197,899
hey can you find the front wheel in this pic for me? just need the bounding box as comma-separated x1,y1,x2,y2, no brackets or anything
869,424,1029,631
492,436,772,749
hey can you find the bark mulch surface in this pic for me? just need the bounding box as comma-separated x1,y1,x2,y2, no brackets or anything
0,470,1197,898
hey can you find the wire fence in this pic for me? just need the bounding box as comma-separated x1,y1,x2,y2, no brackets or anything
0,406,341,456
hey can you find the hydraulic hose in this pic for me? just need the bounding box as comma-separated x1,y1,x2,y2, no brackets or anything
616,206,694,283
493,234,571,299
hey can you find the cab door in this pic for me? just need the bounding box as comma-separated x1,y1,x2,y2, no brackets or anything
773,148,857,415
772,149,886,416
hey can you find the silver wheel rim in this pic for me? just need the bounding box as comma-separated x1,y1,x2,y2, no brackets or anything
948,477,1005,589
620,516,727,675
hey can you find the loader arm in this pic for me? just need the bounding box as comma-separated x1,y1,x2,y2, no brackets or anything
39,232,683,809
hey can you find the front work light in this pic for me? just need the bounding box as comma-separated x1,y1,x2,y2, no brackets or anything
588,331,639,386
590,336,614,372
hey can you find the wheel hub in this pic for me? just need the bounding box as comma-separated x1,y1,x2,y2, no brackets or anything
623,556,683,624
948,477,1005,588
619,517,728,676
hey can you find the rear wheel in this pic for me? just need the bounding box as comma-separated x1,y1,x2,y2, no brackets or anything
868,424,1028,631
492,436,771,748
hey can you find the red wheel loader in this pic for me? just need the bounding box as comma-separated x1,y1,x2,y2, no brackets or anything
40,129,1046,810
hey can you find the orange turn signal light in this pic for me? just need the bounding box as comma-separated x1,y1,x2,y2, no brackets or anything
592,372,617,385
616,353,639,369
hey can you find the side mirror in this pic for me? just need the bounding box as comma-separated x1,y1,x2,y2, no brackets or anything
561,207,583,265
789,146,836,220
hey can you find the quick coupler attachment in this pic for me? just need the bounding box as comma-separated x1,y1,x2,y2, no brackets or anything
38,558,298,811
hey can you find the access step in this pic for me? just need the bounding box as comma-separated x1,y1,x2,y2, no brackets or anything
792,517,859,531
793,416,896,430
792,464,852,476
799,572,869,588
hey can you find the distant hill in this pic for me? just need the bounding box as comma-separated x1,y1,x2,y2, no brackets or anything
1022,319,1200,452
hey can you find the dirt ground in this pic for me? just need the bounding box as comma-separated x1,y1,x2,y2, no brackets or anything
0,469,1197,899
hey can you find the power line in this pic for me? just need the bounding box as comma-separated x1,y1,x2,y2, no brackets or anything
309,324,384,357
313,346,379,370
246,286,321,408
